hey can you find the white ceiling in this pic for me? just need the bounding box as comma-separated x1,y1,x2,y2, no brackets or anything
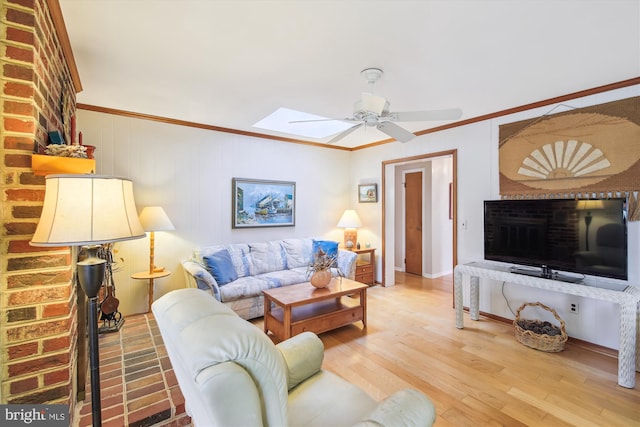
59,0,640,149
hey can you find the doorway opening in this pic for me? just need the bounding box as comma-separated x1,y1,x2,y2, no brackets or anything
381,150,458,286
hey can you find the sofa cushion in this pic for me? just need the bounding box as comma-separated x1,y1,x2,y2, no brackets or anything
249,241,286,275
288,370,377,427
257,270,308,288
218,276,271,302
204,250,238,286
226,244,252,278
312,239,339,258
198,245,250,278
312,239,339,268
282,238,313,269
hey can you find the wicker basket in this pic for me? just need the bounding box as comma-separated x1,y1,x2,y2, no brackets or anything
513,302,568,352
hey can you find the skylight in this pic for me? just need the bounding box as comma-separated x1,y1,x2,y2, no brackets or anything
253,107,354,139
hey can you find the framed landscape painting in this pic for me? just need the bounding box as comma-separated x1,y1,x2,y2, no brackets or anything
358,183,378,203
232,178,296,228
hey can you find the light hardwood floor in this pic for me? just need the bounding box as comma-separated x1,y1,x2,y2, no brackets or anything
255,272,640,426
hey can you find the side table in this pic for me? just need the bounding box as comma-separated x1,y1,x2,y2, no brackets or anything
131,270,171,312
352,248,376,285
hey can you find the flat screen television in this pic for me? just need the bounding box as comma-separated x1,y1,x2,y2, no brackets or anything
484,199,627,281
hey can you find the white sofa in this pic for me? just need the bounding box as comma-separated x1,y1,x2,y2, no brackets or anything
181,238,357,319
152,288,437,427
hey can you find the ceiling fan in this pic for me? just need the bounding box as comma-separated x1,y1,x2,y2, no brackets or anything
291,68,463,144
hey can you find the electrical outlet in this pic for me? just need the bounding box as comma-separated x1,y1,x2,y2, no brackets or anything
570,302,579,314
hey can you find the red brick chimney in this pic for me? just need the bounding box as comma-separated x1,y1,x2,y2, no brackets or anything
1,0,82,421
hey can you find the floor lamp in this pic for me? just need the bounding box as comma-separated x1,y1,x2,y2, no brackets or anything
137,206,175,310
31,174,145,427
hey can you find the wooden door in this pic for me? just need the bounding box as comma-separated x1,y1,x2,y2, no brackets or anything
405,172,422,275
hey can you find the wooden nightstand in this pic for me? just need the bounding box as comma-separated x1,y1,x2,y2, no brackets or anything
352,248,376,285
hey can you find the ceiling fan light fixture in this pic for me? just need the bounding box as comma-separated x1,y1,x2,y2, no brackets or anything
360,68,383,85
353,96,389,120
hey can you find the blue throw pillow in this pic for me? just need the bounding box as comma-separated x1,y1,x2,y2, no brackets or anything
312,239,339,258
203,250,238,286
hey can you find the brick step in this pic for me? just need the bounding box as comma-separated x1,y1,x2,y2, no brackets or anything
76,314,190,426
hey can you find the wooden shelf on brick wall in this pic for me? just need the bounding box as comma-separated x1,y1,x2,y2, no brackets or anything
31,154,96,176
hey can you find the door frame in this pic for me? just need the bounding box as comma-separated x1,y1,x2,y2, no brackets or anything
381,149,457,286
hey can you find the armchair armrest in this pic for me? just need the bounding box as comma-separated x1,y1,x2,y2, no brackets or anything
181,260,222,301
276,332,324,390
353,389,436,427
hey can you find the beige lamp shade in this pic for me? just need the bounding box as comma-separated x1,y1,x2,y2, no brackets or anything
337,209,362,249
337,209,362,228
30,174,145,246
139,206,175,232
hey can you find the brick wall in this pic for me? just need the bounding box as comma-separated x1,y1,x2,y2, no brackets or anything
1,0,79,418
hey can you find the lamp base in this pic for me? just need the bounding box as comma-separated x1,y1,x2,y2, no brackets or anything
344,229,357,250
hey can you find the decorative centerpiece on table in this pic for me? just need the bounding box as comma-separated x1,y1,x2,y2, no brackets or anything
307,248,338,288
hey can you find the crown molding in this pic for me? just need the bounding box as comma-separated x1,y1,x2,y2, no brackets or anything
79,77,640,151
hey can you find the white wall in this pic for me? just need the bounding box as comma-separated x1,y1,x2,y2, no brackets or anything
430,157,453,277
78,84,638,349
77,110,352,315
351,85,639,350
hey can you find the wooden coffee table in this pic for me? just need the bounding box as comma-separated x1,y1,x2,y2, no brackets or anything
263,277,367,341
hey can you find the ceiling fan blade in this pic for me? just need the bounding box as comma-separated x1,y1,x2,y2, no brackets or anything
389,108,463,122
361,93,388,115
377,121,415,143
326,123,363,144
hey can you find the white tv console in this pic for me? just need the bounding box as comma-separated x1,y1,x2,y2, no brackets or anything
454,261,640,388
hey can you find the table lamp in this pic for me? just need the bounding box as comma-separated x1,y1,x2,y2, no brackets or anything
30,174,145,427
337,209,362,250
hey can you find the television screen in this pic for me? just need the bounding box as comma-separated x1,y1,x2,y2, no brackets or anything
484,199,627,281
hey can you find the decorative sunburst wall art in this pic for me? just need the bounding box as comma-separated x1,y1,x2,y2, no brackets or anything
499,96,640,221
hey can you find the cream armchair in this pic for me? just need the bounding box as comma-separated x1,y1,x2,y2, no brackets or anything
152,288,436,426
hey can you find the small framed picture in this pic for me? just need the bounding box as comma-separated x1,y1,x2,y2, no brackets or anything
358,184,378,203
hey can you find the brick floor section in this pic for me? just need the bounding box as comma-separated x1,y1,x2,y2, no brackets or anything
76,313,191,427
